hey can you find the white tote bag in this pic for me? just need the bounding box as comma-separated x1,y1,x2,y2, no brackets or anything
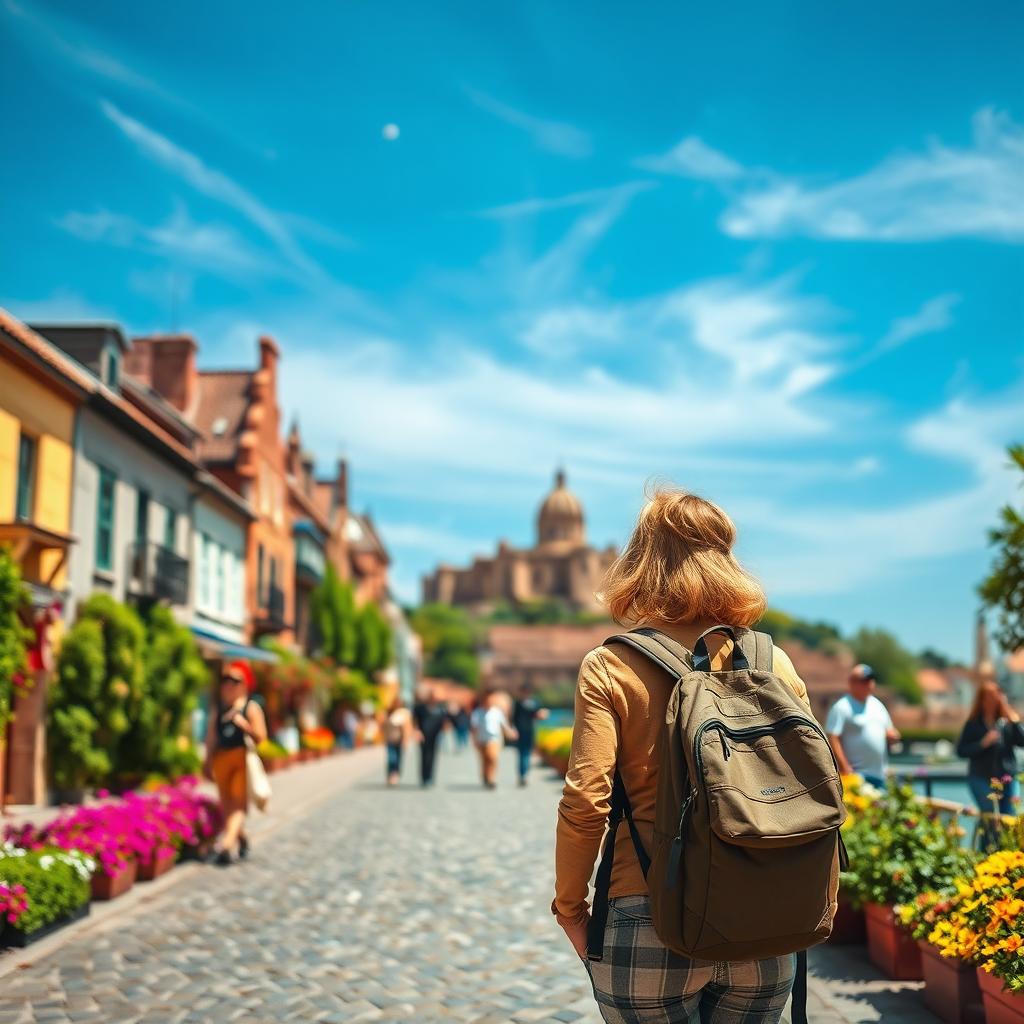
245,738,272,812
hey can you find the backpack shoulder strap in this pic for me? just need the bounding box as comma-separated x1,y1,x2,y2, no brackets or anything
737,628,774,671
604,627,693,679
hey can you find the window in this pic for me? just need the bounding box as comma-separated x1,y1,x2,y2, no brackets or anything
199,535,211,609
96,468,117,571
216,546,226,612
257,543,266,607
102,346,120,388
136,490,150,545
15,432,36,522
164,508,177,552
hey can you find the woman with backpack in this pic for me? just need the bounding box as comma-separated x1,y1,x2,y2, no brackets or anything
553,489,839,1024
384,696,414,787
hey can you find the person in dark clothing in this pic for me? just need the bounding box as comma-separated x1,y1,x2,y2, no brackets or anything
412,686,449,786
957,678,1024,847
451,705,471,750
511,683,549,787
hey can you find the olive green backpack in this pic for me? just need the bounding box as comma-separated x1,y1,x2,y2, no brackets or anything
586,625,848,1024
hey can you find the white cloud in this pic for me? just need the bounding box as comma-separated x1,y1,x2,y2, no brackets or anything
100,100,325,280
719,108,1024,242
57,205,280,278
519,304,625,357
637,136,745,180
464,86,592,158
479,182,655,220
878,293,960,353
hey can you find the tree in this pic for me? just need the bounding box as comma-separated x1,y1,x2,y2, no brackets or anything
410,603,480,687
755,609,843,653
49,594,146,791
310,565,357,665
919,648,951,670
118,604,208,779
979,444,1024,652
0,546,30,737
848,626,923,705
354,601,392,676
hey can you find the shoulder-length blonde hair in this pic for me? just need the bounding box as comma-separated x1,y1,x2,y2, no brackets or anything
601,487,766,627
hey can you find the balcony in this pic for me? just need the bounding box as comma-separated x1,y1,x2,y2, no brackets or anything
254,582,288,635
0,521,75,607
129,541,190,606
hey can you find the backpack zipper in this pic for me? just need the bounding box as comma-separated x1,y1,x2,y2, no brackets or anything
693,714,839,788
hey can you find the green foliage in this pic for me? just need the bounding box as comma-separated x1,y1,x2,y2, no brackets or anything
310,565,357,665
49,594,146,790
979,444,1024,652
0,546,30,735
0,846,92,934
118,605,207,780
354,601,392,676
485,598,611,627
754,608,843,653
918,648,951,670
896,727,959,745
849,626,923,704
330,667,374,708
410,603,481,687
841,782,978,909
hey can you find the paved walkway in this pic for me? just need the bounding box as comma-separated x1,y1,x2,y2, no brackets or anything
0,745,937,1023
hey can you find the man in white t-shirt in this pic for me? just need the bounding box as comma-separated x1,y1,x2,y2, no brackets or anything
825,663,901,789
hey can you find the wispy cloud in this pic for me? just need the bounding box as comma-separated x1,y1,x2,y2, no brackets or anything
464,85,592,158
637,136,745,181
100,100,322,279
478,182,655,219
878,293,960,353
719,108,1024,243
57,204,280,278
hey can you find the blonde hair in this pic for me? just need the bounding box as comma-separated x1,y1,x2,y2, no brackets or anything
602,487,767,627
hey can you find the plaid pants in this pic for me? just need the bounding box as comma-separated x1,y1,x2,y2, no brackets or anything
585,896,795,1023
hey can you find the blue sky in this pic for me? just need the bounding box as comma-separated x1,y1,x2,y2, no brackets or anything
2,0,1022,660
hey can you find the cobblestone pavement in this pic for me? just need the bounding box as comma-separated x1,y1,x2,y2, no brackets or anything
0,746,936,1023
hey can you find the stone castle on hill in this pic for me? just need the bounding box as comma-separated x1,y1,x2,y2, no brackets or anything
421,470,617,615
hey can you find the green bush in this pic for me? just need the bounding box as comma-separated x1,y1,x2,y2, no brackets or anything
0,546,30,735
840,782,977,909
411,604,480,686
0,846,93,935
311,566,357,665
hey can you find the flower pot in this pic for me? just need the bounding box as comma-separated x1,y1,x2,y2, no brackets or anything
919,941,983,1024
179,840,213,863
978,967,1024,1024
137,848,177,882
90,858,137,901
865,902,922,981
1,903,90,949
828,889,866,945
298,749,314,763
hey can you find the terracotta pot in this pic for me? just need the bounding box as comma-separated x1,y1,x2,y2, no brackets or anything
298,749,314,763
137,848,177,882
918,941,983,1024
90,858,137,901
179,840,212,862
864,902,922,980
551,754,569,778
828,889,866,945
978,967,1024,1024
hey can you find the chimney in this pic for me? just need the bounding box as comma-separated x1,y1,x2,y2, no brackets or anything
259,335,279,373
130,334,198,414
336,458,349,510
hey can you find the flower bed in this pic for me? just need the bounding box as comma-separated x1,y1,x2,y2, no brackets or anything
300,727,335,753
4,778,222,901
535,727,572,778
0,844,93,946
257,740,291,773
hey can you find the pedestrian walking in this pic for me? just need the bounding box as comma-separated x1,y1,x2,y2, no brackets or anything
512,683,549,786
452,704,471,750
554,489,831,1024
957,673,1024,846
412,686,449,787
471,690,517,789
204,660,267,866
384,697,414,786
825,663,900,789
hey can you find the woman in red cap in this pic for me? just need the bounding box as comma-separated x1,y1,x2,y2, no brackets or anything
203,660,267,865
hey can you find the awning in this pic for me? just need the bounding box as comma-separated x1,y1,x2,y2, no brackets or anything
190,626,278,663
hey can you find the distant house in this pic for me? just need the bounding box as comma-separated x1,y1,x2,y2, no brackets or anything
0,311,91,805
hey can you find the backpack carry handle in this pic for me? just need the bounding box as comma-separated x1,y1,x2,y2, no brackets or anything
692,625,750,673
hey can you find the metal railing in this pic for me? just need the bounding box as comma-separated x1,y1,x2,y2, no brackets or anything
129,541,189,606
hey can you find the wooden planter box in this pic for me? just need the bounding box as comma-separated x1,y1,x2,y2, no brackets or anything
865,902,923,981
1,903,90,948
978,968,1024,1024
261,756,288,774
919,941,983,1024
137,848,177,882
90,858,137,901
297,749,315,763
828,889,866,945
179,840,213,862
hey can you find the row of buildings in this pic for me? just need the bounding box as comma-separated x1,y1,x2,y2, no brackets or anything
0,308,418,807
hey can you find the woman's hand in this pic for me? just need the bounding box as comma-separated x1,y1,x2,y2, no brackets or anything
982,728,1002,748
231,712,251,732
557,910,591,961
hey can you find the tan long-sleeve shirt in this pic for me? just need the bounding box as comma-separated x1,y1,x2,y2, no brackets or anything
553,622,810,921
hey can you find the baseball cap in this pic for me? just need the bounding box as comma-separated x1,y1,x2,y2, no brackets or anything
851,663,876,681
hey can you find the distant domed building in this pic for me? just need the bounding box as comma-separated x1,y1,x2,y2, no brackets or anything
422,469,617,614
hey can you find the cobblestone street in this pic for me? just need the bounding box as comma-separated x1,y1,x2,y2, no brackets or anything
0,746,935,1024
